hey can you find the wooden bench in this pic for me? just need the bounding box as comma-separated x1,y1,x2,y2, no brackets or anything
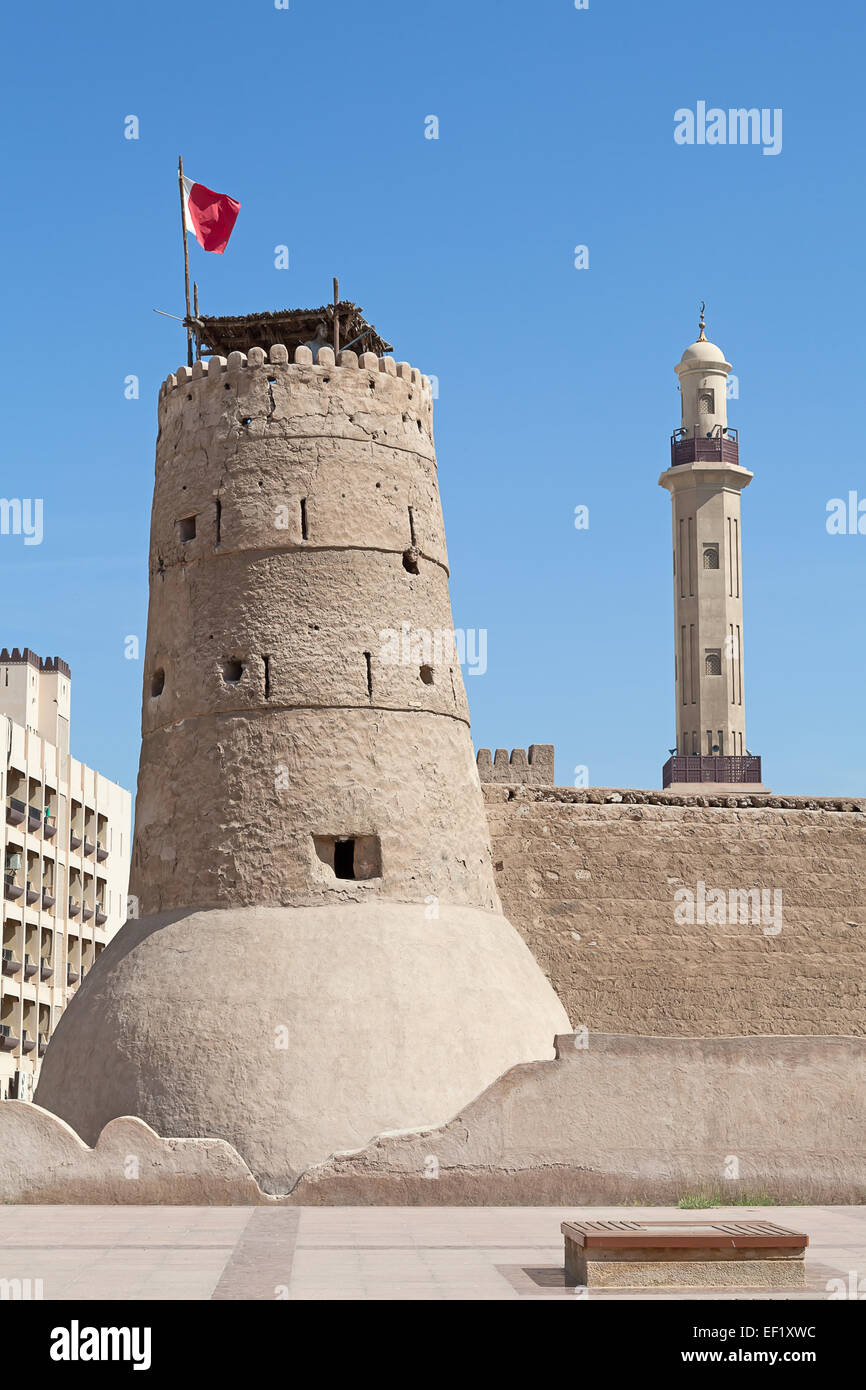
562,1219,808,1289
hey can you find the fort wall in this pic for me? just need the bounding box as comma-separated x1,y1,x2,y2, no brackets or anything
484,785,866,1036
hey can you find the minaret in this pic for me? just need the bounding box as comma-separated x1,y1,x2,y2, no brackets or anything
658,309,765,791
36,310,569,1190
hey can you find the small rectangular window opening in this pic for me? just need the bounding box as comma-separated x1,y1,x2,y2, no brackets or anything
178,516,196,543
313,834,381,882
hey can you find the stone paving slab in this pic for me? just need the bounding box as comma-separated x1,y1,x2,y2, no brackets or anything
0,1206,862,1301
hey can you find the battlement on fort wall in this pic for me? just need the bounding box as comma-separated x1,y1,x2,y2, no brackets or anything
159,344,433,403
476,745,555,786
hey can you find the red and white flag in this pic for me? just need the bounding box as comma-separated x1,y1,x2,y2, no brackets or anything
182,176,241,254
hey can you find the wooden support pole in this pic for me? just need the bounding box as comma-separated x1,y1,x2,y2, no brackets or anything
178,155,193,368
333,276,340,356
193,281,201,361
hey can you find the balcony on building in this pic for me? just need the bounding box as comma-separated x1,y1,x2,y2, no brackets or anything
22,953,38,980
81,904,94,922
66,964,80,985
42,885,56,910
5,795,26,827
40,957,54,981
25,880,40,906
1,947,22,977
95,906,108,926
83,808,96,858
4,873,24,902
68,897,81,918
69,799,83,850
0,1024,20,1052
670,425,739,468
96,842,108,863
38,1032,49,1056
26,776,42,833
43,784,58,837
20,1029,35,1054
662,754,763,788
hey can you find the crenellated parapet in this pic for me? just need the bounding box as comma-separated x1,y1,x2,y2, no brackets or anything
0,648,70,678
476,744,555,786
159,344,433,402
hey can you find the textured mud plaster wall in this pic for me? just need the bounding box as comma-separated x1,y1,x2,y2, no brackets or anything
7,1037,863,1206
483,787,866,1036
0,1104,266,1205
296,1034,866,1205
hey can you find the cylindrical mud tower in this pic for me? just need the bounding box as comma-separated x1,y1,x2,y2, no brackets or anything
37,329,569,1190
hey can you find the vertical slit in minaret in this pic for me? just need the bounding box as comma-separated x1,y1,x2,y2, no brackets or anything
364,651,373,697
408,506,417,545
300,499,308,540
215,498,222,545
263,655,271,699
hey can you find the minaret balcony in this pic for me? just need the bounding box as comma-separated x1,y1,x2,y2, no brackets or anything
663,754,762,789
670,428,739,468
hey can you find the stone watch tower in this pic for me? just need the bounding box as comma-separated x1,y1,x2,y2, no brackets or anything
36,312,569,1190
659,310,765,792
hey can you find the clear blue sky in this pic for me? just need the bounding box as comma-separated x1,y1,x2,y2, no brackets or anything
1,0,864,797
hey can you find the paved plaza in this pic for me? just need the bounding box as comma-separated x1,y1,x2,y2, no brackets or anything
0,1205,863,1301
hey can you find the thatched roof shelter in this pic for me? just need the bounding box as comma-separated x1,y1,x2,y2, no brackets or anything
191,303,392,359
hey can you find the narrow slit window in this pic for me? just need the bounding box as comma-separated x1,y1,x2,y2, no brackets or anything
300,498,308,540
215,498,222,544
364,652,372,697
263,655,271,699
408,506,417,545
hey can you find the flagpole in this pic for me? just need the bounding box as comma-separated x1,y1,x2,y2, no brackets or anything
193,281,201,362
178,155,193,368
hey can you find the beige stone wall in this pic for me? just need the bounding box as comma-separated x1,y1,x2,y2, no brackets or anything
483,786,866,1036
10,1035,864,1205
297,1034,866,1206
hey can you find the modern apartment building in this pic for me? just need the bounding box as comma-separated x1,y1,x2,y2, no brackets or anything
0,647,131,1100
